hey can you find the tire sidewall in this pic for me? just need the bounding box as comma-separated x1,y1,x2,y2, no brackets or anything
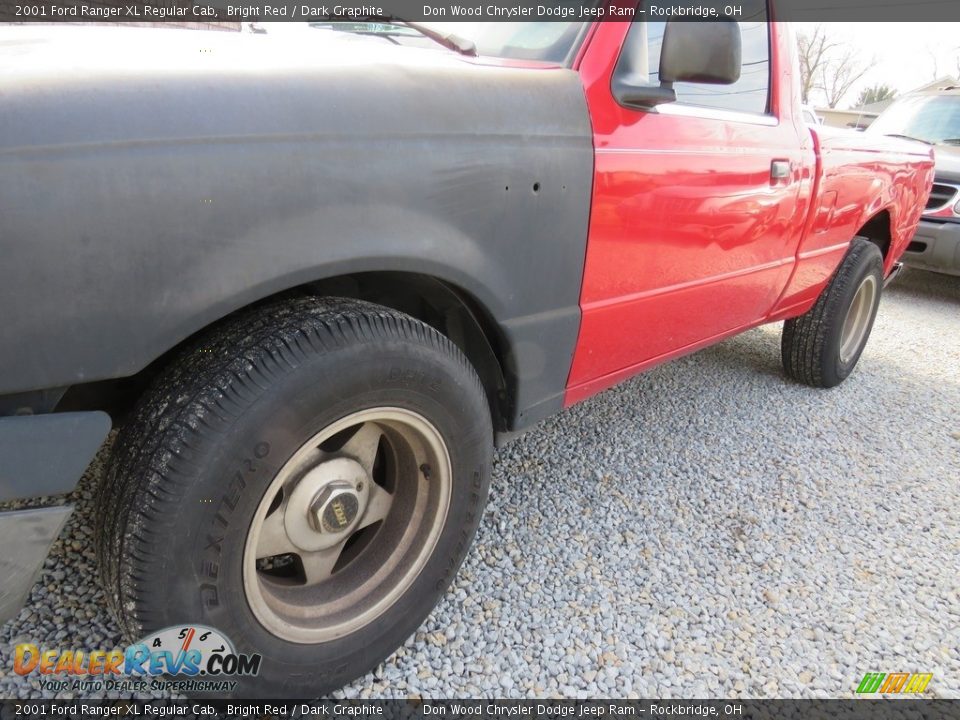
822,243,884,386
142,336,490,697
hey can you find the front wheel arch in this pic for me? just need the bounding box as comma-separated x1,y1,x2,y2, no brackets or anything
57,271,513,434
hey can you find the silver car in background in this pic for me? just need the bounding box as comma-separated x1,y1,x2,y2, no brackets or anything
868,88,960,276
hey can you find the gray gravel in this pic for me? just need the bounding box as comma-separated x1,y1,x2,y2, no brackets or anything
2,268,958,700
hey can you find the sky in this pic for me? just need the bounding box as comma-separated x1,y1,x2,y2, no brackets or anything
252,20,960,111
431,21,960,110
796,23,960,109
428,22,960,110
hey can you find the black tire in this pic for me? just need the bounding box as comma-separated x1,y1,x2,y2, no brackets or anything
781,237,884,388
96,297,492,697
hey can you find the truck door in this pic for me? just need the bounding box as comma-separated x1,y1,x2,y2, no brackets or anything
566,11,813,402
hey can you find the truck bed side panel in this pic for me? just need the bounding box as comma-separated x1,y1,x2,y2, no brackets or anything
769,127,934,317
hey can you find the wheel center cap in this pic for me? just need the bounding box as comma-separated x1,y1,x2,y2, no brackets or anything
320,492,359,533
284,457,370,552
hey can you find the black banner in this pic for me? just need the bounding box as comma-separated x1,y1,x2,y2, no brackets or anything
3,0,960,22
3,700,960,720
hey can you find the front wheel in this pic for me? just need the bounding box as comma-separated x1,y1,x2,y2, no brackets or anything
96,297,492,697
781,237,884,388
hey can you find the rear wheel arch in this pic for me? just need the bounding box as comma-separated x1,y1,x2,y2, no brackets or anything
856,209,894,262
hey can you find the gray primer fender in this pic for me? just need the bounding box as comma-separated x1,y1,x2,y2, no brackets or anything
0,28,595,430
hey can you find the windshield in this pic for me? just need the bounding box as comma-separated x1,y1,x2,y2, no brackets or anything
429,22,587,63
868,94,960,145
302,21,586,63
258,21,587,62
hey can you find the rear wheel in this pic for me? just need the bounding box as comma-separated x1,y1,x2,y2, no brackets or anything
96,297,492,697
781,237,884,388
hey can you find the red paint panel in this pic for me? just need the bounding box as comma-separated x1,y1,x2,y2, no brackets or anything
572,263,792,386
770,131,934,315
566,20,812,399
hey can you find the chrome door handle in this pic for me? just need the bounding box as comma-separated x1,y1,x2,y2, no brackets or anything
771,160,791,181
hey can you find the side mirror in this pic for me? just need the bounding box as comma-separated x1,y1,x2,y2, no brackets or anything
613,20,743,110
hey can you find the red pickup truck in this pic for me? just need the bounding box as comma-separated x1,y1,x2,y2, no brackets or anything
0,13,932,697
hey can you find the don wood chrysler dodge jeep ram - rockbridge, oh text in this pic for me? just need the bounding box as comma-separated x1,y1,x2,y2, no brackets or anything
0,10,933,697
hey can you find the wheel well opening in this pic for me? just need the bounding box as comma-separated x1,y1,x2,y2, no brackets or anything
308,272,511,431
857,210,893,260
56,272,512,432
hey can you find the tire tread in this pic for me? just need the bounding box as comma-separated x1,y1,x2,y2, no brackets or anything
781,238,883,388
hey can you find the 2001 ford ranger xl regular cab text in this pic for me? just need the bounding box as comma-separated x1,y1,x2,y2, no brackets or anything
0,9,933,697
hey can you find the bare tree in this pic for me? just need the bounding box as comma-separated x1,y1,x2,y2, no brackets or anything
820,53,870,108
821,50,871,108
796,25,870,108
797,26,836,105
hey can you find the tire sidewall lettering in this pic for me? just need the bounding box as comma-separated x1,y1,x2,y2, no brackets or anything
200,441,271,610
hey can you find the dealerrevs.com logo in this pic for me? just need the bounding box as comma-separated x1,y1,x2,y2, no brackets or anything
13,625,262,694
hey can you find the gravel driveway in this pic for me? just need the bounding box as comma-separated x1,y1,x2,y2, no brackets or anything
2,268,958,700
